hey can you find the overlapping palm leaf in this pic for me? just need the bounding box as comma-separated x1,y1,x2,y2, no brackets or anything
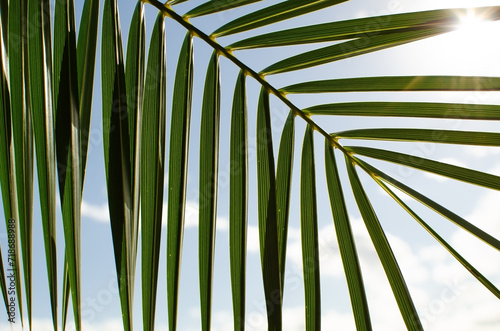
0,0,99,330
0,0,499,330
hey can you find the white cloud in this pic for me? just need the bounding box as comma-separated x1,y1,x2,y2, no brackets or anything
81,200,110,222
247,225,260,253
450,191,500,278
422,281,500,331
463,146,500,158
282,306,305,330
321,309,356,330
161,200,228,231
82,199,229,233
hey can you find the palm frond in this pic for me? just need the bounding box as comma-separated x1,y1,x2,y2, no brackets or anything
1,1,499,330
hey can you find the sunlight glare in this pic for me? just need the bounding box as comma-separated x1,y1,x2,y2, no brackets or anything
424,8,500,74
456,9,490,38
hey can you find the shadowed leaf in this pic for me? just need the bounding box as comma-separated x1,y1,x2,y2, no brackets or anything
199,51,221,331
229,71,248,331
256,88,281,330
141,12,166,331
166,31,193,331
54,0,82,328
300,126,320,331
27,0,58,328
324,141,371,330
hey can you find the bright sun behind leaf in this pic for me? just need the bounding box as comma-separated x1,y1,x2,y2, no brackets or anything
456,8,492,38
441,9,500,72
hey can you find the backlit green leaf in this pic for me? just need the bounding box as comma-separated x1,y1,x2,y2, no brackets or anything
101,0,134,329
261,27,452,75
230,6,500,50
276,111,294,292
212,0,347,37
346,146,500,191
256,87,281,330
282,76,500,94
300,126,320,331
229,71,248,331
199,51,220,331
125,0,145,319
166,31,193,331
324,141,371,330
54,0,82,328
346,158,423,330
77,0,99,184
334,128,500,146
9,0,30,325
304,102,500,120
27,0,58,327
185,0,262,18
141,12,166,331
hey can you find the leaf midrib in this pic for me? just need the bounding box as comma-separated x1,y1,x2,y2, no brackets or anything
145,0,339,149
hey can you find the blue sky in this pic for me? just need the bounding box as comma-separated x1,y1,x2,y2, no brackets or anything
1,0,500,330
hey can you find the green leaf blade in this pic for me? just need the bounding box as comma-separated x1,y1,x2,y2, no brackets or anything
275,111,294,292
230,7,500,50
346,159,423,330
125,0,145,312
166,31,193,331
0,0,17,320
347,146,500,191
101,0,134,329
77,0,99,184
260,27,451,75
282,76,500,94
256,88,281,330
141,12,167,331
199,52,221,331
54,0,82,328
61,256,70,331
27,0,58,328
9,0,30,326
304,102,500,120
324,141,371,330
300,126,320,331
335,128,500,147
229,71,248,331
212,0,347,38
185,0,262,18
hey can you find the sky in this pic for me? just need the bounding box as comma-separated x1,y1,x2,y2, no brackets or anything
1,0,500,330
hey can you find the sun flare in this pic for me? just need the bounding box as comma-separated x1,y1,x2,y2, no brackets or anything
456,9,491,37
422,8,500,74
